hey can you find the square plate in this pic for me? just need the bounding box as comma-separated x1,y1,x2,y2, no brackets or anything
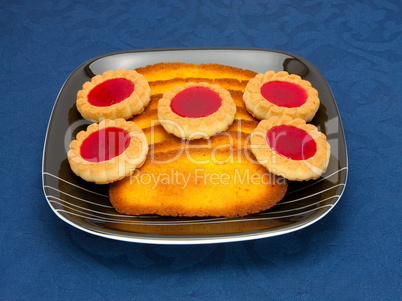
42,48,348,245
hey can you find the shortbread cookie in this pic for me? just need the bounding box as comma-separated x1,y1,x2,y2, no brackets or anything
76,69,151,122
148,77,250,96
243,71,320,122
67,118,148,184
249,116,330,181
109,148,287,217
140,119,258,146
136,62,257,82
158,82,236,139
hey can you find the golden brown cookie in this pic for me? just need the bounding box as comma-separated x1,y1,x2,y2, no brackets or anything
109,147,287,217
243,71,320,122
136,62,257,82
76,69,151,122
158,82,236,139
249,116,330,181
67,118,149,184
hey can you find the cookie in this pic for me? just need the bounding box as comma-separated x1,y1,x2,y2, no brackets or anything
76,69,151,122
67,118,148,184
243,71,320,122
249,116,330,181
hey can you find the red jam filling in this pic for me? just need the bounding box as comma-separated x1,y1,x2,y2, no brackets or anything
80,127,131,162
170,86,222,118
87,78,134,107
261,81,307,108
266,125,316,160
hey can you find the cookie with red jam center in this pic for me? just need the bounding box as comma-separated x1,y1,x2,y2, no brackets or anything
157,82,236,139
249,116,330,181
243,71,320,122
76,69,151,122
67,118,149,184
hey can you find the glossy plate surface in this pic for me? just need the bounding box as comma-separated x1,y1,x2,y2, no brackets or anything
42,48,348,245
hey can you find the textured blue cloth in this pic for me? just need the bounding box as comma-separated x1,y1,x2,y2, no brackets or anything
1,0,401,300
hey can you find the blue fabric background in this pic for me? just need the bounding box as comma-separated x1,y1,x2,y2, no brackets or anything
1,0,401,300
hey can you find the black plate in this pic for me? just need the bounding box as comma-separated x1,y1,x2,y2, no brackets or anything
42,48,348,244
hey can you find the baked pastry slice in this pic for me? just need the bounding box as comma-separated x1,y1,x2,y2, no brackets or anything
136,62,257,82
243,71,320,122
76,69,151,122
249,116,330,181
67,118,149,184
158,82,236,139
109,147,287,217
148,77,251,96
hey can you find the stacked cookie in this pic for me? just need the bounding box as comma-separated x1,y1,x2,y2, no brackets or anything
110,63,288,217
67,62,330,217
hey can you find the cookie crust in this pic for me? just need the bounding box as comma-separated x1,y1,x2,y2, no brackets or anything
243,71,320,122
249,116,330,181
76,69,151,122
67,118,149,184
